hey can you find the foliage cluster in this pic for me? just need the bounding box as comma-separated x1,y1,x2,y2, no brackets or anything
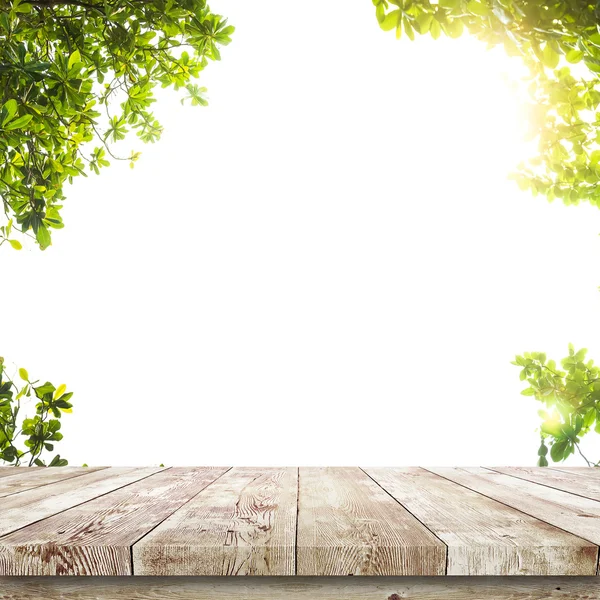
513,346,600,466
0,0,233,249
373,0,600,209
0,357,72,466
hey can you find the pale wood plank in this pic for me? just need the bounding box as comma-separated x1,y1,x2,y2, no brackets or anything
2,576,597,600
0,466,107,498
0,467,165,538
428,467,600,556
296,466,446,576
364,467,597,575
0,467,229,576
133,467,297,576
491,467,600,501
0,467,42,480
553,467,600,477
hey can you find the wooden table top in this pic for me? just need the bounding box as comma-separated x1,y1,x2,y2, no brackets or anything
0,466,599,577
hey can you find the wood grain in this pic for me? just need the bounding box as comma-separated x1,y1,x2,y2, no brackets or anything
364,467,597,575
0,467,228,576
0,467,42,481
2,576,597,600
133,467,298,576
0,466,107,498
490,467,600,501
0,467,164,538
553,467,600,478
428,467,600,552
296,467,446,576
3,466,600,578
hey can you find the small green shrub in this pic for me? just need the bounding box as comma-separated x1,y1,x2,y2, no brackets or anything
513,345,600,467
0,357,72,466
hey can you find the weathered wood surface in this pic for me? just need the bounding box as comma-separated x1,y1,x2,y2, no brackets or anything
1,577,598,600
0,467,229,576
1,466,600,576
134,467,297,576
553,467,600,475
428,467,600,552
0,466,106,498
364,467,597,575
490,466,600,500
296,467,446,576
0,467,42,480
0,467,164,537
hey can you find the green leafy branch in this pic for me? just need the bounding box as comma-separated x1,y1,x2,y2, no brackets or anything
0,356,73,466
513,345,600,467
373,0,600,212
0,0,234,250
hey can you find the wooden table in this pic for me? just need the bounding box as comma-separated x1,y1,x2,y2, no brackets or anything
0,466,599,599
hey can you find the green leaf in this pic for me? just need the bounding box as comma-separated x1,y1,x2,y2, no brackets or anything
67,49,81,71
36,225,51,249
537,442,548,457
439,0,459,8
541,420,562,437
35,382,55,395
565,49,584,64
466,0,489,16
19,368,29,382
430,18,441,39
380,9,401,32
49,454,68,467
403,17,414,40
3,113,32,131
443,18,464,38
1,99,18,126
583,408,596,428
8,239,22,250
550,439,568,462
13,0,32,13
415,13,433,34
54,399,72,409
542,43,560,69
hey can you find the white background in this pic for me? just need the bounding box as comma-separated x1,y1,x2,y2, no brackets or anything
3,0,600,466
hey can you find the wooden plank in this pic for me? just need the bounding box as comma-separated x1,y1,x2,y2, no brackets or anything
2,576,598,600
0,466,107,498
553,467,600,477
364,467,597,575
0,467,228,575
491,467,600,501
296,466,446,576
0,467,42,480
428,467,600,553
0,466,165,538
133,467,297,576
